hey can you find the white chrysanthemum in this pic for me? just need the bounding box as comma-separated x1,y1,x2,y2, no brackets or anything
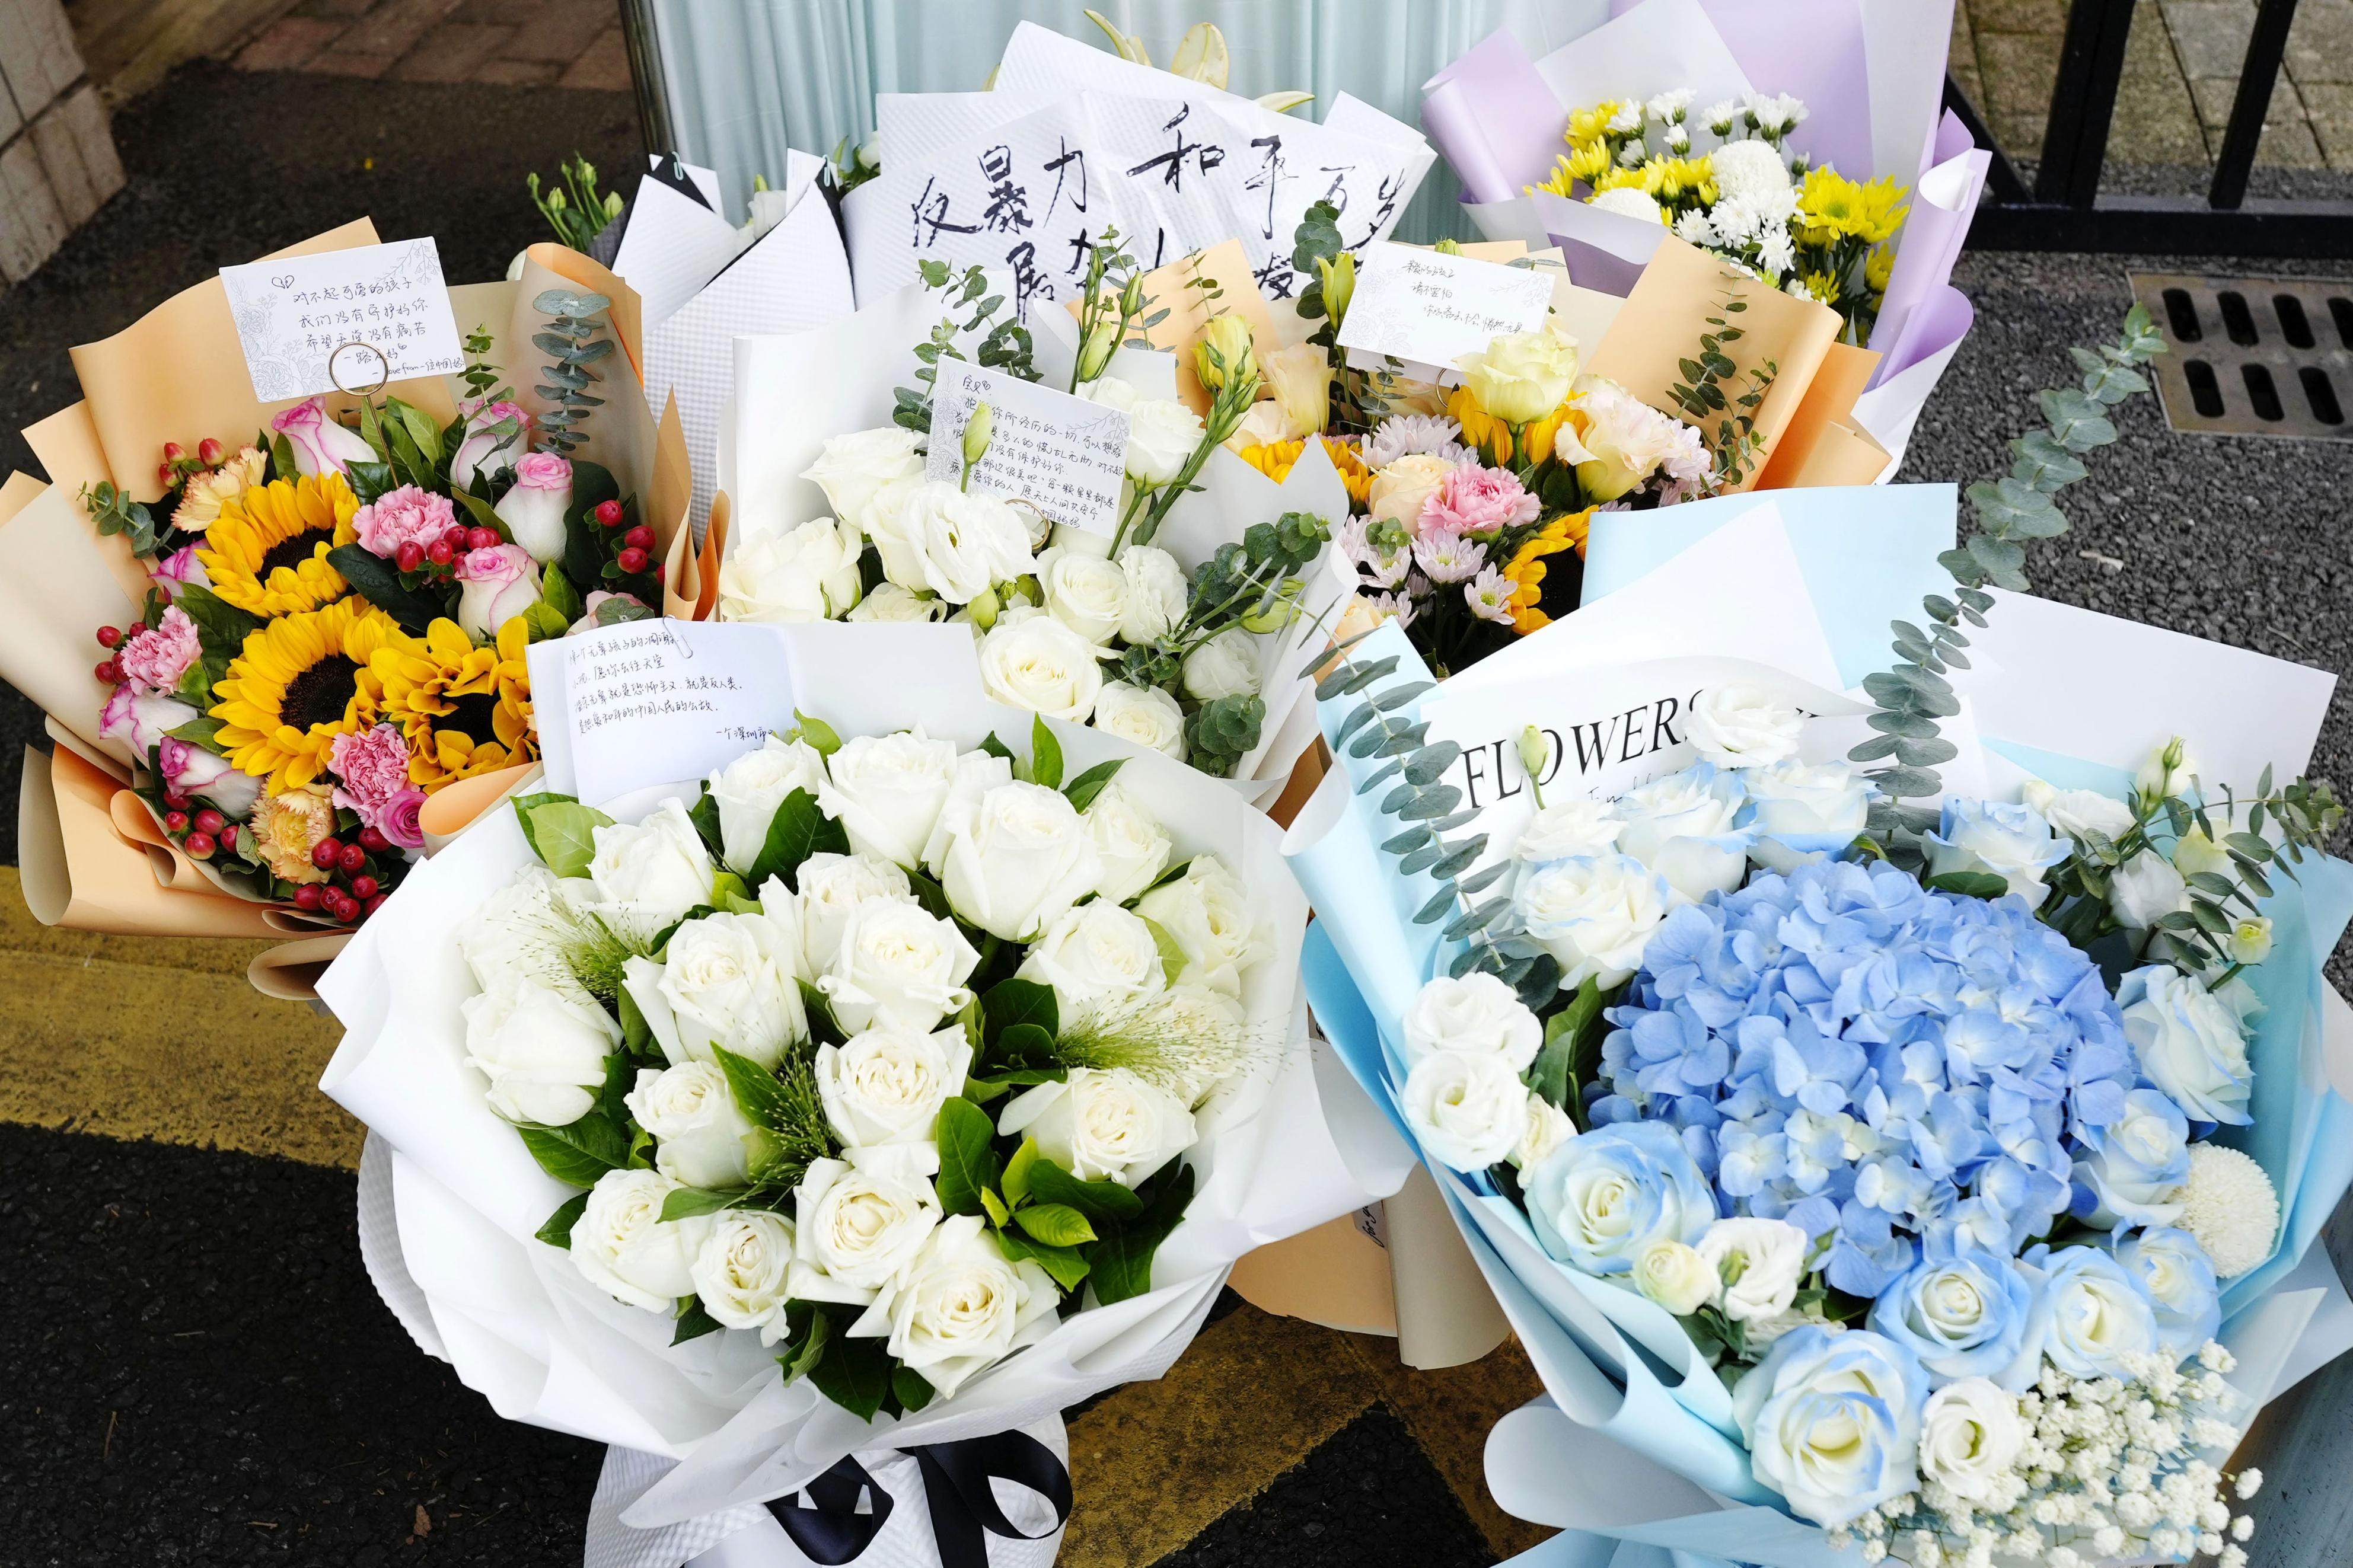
1646,88,1694,122
1673,207,1716,247
1588,185,1663,224
1608,102,1642,133
2179,1142,2279,1277
1363,414,1469,468
1702,99,1739,133
1709,138,1793,203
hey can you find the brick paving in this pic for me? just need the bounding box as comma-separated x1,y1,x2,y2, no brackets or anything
224,0,628,90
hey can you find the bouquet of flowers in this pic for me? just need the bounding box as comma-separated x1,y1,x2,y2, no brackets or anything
1281,310,2353,1566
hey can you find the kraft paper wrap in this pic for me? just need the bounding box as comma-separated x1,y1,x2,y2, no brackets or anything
1755,340,1893,490
1,469,46,523
418,761,540,855
0,479,144,764
661,490,729,621
45,715,127,785
248,934,355,1001
1091,239,1283,414
1585,236,1842,492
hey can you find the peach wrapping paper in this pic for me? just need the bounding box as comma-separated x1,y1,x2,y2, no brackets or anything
1089,238,1284,415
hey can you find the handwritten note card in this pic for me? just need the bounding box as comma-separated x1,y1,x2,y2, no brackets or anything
527,619,798,806
1336,242,1556,381
925,359,1129,536
219,239,464,402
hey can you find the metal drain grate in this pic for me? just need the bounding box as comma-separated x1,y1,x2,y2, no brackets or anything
2128,273,2353,440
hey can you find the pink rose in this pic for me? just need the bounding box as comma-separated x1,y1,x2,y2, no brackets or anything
375,788,428,851
451,399,535,493
570,590,653,633
352,484,458,560
159,737,262,817
270,396,376,478
117,606,202,695
101,684,196,755
495,451,573,563
455,544,542,637
1418,462,1540,538
151,544,211,601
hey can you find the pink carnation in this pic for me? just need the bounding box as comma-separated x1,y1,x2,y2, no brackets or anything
1418,462,1541,538
329,723,415,812
352,484,458,560
117,606,202,695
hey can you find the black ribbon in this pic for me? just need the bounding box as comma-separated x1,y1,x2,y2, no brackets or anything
764,1432,1072,1568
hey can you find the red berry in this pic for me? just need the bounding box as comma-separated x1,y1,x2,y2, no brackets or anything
193,809,225,836
197,437,224,466
183,831,215,859
426,539,454,567
363,893,387,918
350,874,379,901
292,884,323,911
335,898,362,925
338,842,367,874
162,442,186,462
94,660,120,684
158,463,177,487
95,625,123,649
357,826,390,854
467,526,501,551
595,499,624,527
311,836,342,870
622,525,655,552
163,810,189,833
617,546,649,574
395,542,425,573
218,825,239,850
163,791,192,811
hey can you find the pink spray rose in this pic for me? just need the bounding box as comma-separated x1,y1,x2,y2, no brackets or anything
352,484,459,560
1418,462,1540,538
116,606,202,696
151,544,211,601
451,398,535,493
493,451,573,563
455,544,543,637
158,737,263,817
101,684,196,755
374,788,428,851
270,396,376,478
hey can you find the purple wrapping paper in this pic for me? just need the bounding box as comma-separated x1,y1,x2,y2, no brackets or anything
1423,31,1570,207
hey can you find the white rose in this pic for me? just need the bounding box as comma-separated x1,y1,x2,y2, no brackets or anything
1092,681,1187,759
1036,547,1130,645
1085,781,1174,904
709,735,827,875
717,518,863,622
1515,854,1670,989
927,775,1104,943
588,798,716,924
820,728,960,867
461,970,619,1125
1515,1093,1576,1170
2117,965,2253,1125
1047,520,1114,561
788,1155,942,1304
691,1211,795,1334
876,1215,1060,1397
2110,850,2191,929
1179,627,1260,702
846,582,946,624
1401,1049,1528,1170
2020,778,2135,841
569,1168,710,1312
1633,1238,1718,1315
2020,1247,2158,1378
800,426,925,534
1735,1329,1923,1528
1614,765,1752,903
818,899,981,1036
1400,973,1542,1072
1687,683,1803,769
1513,797,1623,866
1745,758,1873,870
1924,799,2068,901
977,610,1104,723
1918,1378,2027,1505
626,1062,765,1189
999,1066,1197,1187
1121,983,1249,1107
635,903,807,1070
1086,378,1203,486
455,864,577,994
1117,547,1188,643
817,1024,974,1159
794,852,917,975
1017,902,1167,1020
866,479,1034,603
1695,1216,1808,1323
1131,854,1266,997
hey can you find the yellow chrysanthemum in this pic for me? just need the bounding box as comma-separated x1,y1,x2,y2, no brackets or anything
1566,101,1627,146
1654,157,1713,203
1236,436,1373,506
1446,385,1579,467
1801,271,1843,307
197,472,361,617
1592,162,1665,197
372,618,537,791
1866,248,1896,296
210,599,409,791
1500,509,1594,635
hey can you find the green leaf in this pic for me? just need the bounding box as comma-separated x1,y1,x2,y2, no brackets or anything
892,1365,936,1414
1013,1202,1097,1247
981,976,1059,1043
1002,1137,1041,1206
165,715,228,748
173,582,262,654
389,397,446,467
525,800,614,878
1139,916,1189,986
688,790,725,861
980,1187,1011,1226
745,788,850,889
1927,870,2011,899
808,1330,895,1420
996,1228,1092,1291
1029,714,1064,790
713,1046,796,1135
323,542,452,633
518,1114,629,1186
661,1186,750,1222
1062,759,1124,813
1086,1163,1194,1304
777,1307,832,1384
671,1297,722,1345
792,709,844,756
540,560,586,622
1529,977,1602,1112
979,732,1015,764
618,984,655,1056
933,1097,1000,1217
1027,1157,1144,1224
534,1191,590,1248
799,980,849,1048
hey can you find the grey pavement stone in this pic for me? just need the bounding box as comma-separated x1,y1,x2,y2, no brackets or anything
2191,74,2326,166
1969,0,2071,36
2161,0,2257,80
2288,0,2353,85
2300,80,2353,164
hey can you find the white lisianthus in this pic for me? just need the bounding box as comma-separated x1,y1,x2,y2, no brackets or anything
1918,1378,2027,1505
1515,853,1670,989
626,1062,764,1189
1085,782,1174,905
1515,1093,1576,1170
709,735,827,875
793,852,917,975
718,518,863,622
588,798,716,924
2110,850,2191,928
1400,973,1541,1072
1633,1238,1718,1315
866,479,1034,603
2136,736,2199,800
2118,965,2253,1125
1092,681,1187,759
1744,759,1873,870
1131,854,1266,997
569,1168,710,1312
818,899,981,1036
2172,825,2234,880
2227,914,2274,964
927,775,1104,942
1695,1216,1808,1323
1512,797,1623,866
999,1066,1197,1187
691,1211,795,1334
1733,1328,1924,1528
788,1156,942,1304
819,729,961,867
1924,799,2070,901
1180,627,1261,702
1018,902,1167,1019
1614,764,1752,903
977,609,1104,723
817,1024,974,1161
642,905,807,1070
2020,778,2135,841
1117,547,1188,643
1400,1050,1528,1171
874,1215,1060,1397
846,582,946,624
799,426,925,534
1035,547,1130,645
461,970,619,1126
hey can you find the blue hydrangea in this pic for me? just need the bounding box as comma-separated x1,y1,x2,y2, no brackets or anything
1590,861,2135,1298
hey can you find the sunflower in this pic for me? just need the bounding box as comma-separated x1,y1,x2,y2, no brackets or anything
372,618,536,790
1235,435,1373,506
197,471,361,617
1498,509,1594,635
209,599,410,791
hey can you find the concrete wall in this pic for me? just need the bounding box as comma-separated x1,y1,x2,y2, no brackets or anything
0,0,125,286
